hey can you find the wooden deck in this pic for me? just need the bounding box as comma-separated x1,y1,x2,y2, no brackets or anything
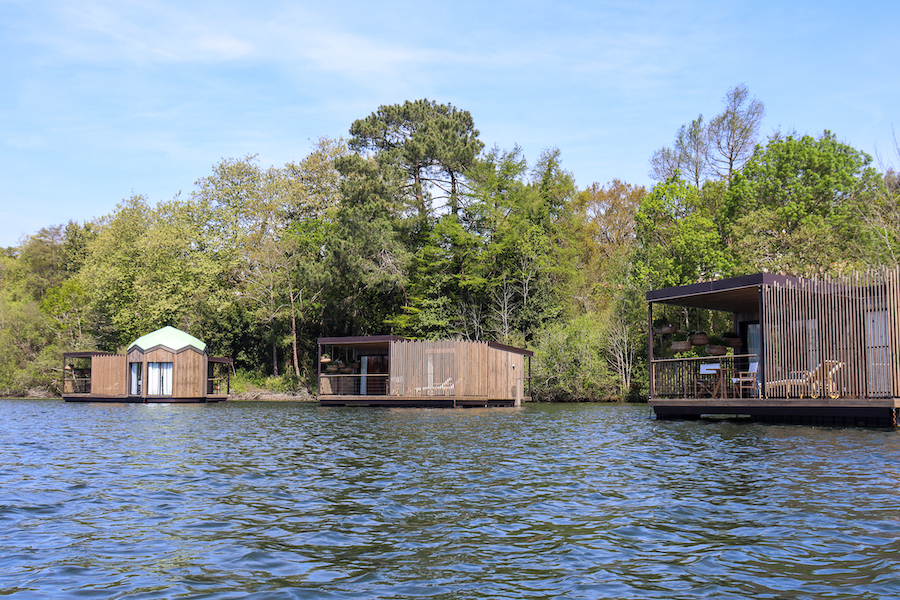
650,397,900,427
318,395,525,408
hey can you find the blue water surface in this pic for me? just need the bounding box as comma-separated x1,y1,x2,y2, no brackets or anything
1,399,898,599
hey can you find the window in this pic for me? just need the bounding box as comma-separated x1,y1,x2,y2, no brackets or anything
147,362,173,395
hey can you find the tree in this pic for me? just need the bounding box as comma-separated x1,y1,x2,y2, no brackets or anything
633,176,734,290
323,152,410,336
726,131,881,275
706,84,765,182
348,99,483,217
649,84,764,185
649,116,708,187
566,179,647,322
79,195,151,348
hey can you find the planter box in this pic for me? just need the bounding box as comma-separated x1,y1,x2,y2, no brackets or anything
690,333,708,346
706,344,727,356
671,341,692,353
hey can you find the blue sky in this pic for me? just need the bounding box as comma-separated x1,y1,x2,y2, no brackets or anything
2,0,898,247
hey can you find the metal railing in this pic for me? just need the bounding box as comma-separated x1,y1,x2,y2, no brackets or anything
207,377,229,395
651,354,759,399
63,378,91,394
319,374,389,396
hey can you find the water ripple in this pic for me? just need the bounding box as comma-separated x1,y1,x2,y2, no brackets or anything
1,400,899,599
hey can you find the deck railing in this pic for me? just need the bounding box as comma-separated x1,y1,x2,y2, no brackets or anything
207,377,229,395
651,354,759,399
319,374,389,396
63,378,91,394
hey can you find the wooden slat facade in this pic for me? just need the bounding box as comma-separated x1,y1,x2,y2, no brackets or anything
318,337,531,407
389,339,526,400
90,354,127,396
647,268,900,426
760,268,900,400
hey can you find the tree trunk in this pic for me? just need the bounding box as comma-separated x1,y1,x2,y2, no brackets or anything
272,343,278,377
290,288,301,378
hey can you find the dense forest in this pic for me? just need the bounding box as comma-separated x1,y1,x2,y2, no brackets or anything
2,85,899,400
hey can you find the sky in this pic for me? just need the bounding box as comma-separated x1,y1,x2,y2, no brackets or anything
2,0,898,247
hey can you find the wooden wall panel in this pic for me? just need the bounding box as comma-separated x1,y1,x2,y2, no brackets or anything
762,267,900,399
388,339,522,400
174,351,205,398
92,354,126,395
144,348,176,363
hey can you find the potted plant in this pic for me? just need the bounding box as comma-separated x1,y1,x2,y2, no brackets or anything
723,332,742,348
670,331,691,353
689,330,708,346
653,317,676,335
705,335,727,356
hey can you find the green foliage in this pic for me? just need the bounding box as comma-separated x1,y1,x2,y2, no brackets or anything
530,314,619,401
727,131,882,276
633,176,733,290
230,369,301,395
349,99,483,216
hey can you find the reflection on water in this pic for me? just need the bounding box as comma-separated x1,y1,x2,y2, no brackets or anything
1,399,899,599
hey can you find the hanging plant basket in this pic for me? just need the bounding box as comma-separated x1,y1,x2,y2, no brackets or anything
706,344,727,356
690,333,708,346
654,323,677,335
670,340,692,353
724,336,742,348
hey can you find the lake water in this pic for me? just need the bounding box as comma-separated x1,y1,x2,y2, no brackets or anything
1,399,899,599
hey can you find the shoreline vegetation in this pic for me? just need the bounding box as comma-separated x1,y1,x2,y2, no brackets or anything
2,89,899,403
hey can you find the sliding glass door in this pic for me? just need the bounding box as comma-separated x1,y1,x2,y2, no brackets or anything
147,362,173,396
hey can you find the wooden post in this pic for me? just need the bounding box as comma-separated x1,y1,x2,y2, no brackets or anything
758,284,766,399
648,302,655,399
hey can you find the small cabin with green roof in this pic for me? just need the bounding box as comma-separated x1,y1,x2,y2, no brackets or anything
62,326,232,403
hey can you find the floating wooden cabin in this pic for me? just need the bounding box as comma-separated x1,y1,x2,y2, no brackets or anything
62,326,232,403
647,270,900,427
317,336,533,407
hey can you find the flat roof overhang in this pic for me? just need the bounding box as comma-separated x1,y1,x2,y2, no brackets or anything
317,335,410,354
317,336,533,357
63,351,115,359
645,273,802,313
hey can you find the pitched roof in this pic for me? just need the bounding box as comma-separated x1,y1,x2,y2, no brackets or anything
128,326,207,353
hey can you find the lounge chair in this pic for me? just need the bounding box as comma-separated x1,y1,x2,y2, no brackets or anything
415,377,453,396
768,360,843,399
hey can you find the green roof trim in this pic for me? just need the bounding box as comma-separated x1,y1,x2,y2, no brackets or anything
128,326,207,353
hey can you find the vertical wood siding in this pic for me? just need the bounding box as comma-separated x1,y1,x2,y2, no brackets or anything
92,355,126,395
125,347,207,397
174,351,205,398
762,267,900,398
389,340,524,400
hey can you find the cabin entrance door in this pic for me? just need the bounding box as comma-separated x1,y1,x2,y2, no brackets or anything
360,355,388,395
130,362,142,395
865,310,892,397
